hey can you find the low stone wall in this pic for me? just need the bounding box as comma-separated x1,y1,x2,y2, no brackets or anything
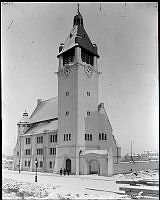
113,160,159,174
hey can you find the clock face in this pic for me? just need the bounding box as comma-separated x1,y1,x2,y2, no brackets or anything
84,65,93,77
64,66,71,77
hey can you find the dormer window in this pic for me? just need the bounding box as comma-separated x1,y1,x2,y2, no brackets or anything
63,48,75,65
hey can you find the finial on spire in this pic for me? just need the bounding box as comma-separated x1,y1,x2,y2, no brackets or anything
77,3,80,13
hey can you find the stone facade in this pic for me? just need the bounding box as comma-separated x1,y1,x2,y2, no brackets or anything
13,10,121,176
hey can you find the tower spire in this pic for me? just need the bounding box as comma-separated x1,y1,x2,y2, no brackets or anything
77,3,80,13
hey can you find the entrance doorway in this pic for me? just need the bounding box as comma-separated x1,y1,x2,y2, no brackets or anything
66,159,71,173
89,160,100,174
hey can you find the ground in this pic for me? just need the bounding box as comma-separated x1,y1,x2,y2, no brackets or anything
2,168,159,199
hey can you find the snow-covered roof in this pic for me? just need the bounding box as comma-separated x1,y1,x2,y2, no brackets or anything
81,150,108,156
24,120,58,136
30,97,58,123
57,11,99,58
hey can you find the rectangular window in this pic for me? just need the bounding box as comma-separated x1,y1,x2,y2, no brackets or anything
28,161,30,167
50,148,56,155
37,148,43,155
87,92,90,96
26,138,31,144
66,91,69,96
25,149,31,155
99,133,101,140
55,134,57,142
69,134,71,141
87,111,90,116
66,111,69,116
64,134,66,141
102,133,104,140
17,151,19,156
25,161,27,167
90,134,92,141
105,134,107,140
50,135,52,142
37,136,43,144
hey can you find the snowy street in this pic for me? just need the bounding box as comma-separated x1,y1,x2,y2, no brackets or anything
2,169,159,199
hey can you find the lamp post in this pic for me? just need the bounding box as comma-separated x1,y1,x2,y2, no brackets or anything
19,160,21,173
35,158,38,182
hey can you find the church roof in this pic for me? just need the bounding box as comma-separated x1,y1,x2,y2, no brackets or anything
24,120,58,136
30,97,58,123
57,11,99,58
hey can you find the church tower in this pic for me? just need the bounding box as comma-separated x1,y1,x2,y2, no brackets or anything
54,8,100,174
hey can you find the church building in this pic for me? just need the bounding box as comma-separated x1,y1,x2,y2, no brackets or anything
13,8,121,176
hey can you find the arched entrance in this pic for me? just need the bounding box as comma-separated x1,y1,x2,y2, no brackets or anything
89,160,100,174
66,159,71,173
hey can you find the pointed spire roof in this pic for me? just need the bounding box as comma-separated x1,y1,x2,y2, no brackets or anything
17,110,30,125
57,10,99,58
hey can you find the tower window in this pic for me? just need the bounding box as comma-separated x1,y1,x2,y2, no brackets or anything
81,49,94,66
64,134,71,141
87,111,90,116
63,48,75,65
66,111,69,116
85,134,92,141
104,134,107,140
87,92,90,96
66,91,69,96
90,134,92,141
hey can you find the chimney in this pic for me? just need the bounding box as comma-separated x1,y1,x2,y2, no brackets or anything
59,43,64,53
98,102,104,111
37,99,42,105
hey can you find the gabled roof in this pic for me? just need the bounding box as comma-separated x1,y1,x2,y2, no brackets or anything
24,120,58,136
30,97,58,123
57,11,99,58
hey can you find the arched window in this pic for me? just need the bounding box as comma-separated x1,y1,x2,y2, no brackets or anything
49,161,52,168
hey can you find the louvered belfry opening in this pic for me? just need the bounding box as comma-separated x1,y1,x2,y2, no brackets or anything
63,48,75,66
81,48,94,66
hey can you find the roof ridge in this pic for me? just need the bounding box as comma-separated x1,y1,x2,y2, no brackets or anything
42,96,58,103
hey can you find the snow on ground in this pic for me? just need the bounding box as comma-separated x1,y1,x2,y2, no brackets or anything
2,169,159,199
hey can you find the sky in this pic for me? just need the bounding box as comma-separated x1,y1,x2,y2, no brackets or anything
2,2,158,156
